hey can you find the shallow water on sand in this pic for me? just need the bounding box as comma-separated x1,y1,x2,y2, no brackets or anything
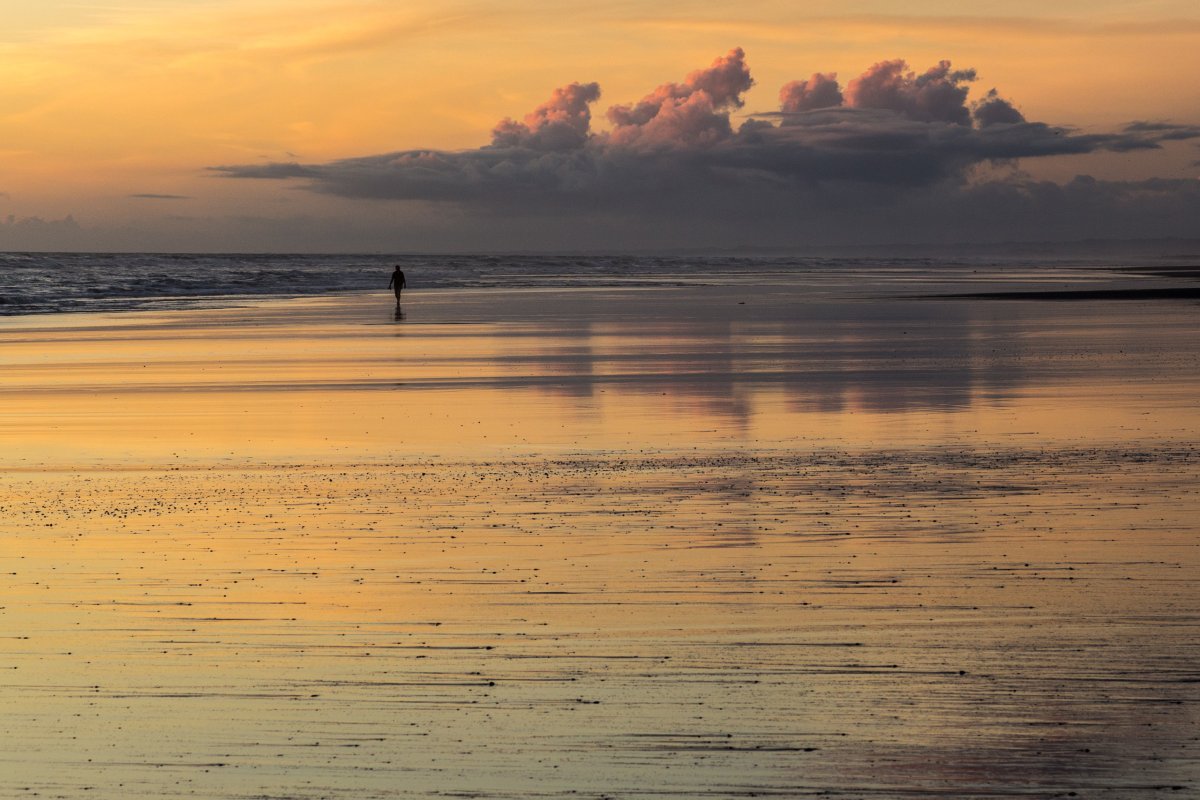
1,283,1199,798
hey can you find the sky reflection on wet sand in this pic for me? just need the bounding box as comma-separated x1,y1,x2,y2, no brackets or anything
1,282,1198,798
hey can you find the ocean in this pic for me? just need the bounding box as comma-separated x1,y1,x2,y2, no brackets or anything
2,250,1196,316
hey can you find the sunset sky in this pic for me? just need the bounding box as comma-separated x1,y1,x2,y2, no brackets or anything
1,0,1197,251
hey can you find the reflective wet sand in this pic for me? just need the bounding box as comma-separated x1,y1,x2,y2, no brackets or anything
2,282,1198,798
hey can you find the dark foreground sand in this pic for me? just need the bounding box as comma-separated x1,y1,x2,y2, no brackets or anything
1,282,1198,798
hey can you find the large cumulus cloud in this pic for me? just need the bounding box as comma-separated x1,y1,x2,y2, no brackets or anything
779,72,843,113
212,49,1200,242
842,59,976,125
606,47,753,149
492,81,601,151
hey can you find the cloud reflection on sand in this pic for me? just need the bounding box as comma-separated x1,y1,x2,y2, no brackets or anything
0,282,1196,463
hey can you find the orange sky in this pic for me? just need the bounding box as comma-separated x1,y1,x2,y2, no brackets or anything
0,0,1197,250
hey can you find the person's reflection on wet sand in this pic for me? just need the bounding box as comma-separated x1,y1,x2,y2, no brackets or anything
393,305,405,322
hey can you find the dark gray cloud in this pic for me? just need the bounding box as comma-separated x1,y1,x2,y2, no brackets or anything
211,50,1200,244
215,109,1184,201
972,89,1025,127
1124,121,1200,141
219,162,318,180
130,193,192,200
0,214,87,250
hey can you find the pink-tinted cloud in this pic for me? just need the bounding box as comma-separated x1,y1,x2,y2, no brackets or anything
775,61,1024,131
491,81,601,151
605,47,753,148
845,59,976,125
779,73,843,113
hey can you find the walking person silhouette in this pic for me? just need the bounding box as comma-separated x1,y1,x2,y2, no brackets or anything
388,266,406,306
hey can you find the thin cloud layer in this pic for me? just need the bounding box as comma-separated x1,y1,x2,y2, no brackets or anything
213,49,1199,241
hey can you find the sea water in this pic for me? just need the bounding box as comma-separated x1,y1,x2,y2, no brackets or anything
2,249,1195,316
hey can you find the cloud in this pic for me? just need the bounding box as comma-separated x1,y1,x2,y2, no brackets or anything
212,50,1200,244
492,82,602,151
0,214,88,250
972,89,1025,127
903,176,1200,244
779,73,843,113
1123,121,1200,140
7,175,1200,252
605,47,753,149
622,14,1200,42
130,193,192,200
844,59,976,125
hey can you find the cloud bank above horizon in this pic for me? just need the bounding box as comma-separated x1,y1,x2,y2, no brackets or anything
209,48,1200,246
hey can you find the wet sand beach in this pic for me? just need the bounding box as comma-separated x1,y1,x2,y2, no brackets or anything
2,280,1199,798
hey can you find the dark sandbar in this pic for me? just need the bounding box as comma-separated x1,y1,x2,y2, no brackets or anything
928,286,1200,301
